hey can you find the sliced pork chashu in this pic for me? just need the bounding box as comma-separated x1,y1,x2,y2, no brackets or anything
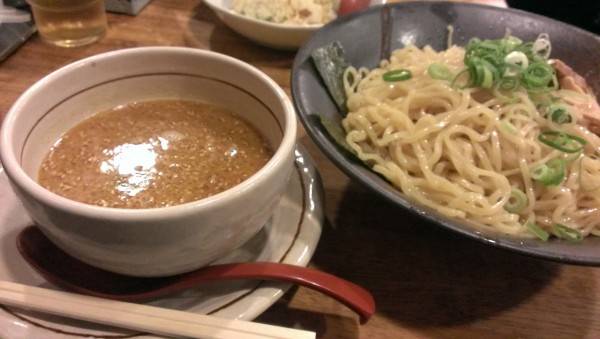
552,59,600,135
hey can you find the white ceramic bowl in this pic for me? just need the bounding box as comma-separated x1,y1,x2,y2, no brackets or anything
0,47,297,277
204,0,386,50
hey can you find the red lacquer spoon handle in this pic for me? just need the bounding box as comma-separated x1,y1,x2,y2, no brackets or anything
17,226,375,323
149,262,374,324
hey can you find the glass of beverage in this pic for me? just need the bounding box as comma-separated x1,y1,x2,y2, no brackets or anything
27,0,107,47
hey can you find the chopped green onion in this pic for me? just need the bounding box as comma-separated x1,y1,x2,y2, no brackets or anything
465,57,497,88
538,131,586,153
514,41,536,61
504,188,528,213
427,63,453,80
480,65,495,88
459,35,556,92
496,77,520,91
383,69,412,82
504,36,523,51
526,222,550,241
504,51,529,76
531,158,566,186
551,224,583,242
532,33,552,59
522,61,555,90
451,68,471,88
547,105,572,124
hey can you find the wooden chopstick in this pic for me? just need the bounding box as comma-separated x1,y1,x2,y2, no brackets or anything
0,281,315,339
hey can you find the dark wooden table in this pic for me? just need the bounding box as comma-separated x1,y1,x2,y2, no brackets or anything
2,1,600,338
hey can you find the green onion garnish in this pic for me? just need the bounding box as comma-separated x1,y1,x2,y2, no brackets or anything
383,69,412,82
465,58,497,88
532,33,551,59
538,131,586,153
504,188,528,213
548,105,572,124
551,224,583,242
480,64,495,88
531,158,566,186
522,61,555,89
526,222,550,241
451,69,471,88
458,34,556,92
504,51,529,76
427,63,453,81
496,77,520,91
504,35,523,51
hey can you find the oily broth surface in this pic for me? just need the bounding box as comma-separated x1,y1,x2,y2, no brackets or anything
38,100,273,208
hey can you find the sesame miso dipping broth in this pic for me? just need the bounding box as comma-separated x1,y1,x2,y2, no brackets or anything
38,100,273,209
0,47,297,276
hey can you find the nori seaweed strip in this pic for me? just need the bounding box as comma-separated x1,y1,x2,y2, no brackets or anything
311,41,350,113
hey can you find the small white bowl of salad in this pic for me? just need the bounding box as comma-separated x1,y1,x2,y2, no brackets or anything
204,0,386,50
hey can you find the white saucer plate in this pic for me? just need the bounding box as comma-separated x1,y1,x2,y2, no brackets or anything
0,145,323,339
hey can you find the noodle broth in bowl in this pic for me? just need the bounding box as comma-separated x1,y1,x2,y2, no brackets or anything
292,2,600,264
0,47,297,276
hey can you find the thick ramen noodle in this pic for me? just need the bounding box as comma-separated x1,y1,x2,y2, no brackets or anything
340,37,600,240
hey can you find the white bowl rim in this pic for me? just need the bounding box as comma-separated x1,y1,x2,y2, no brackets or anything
0,46,297,221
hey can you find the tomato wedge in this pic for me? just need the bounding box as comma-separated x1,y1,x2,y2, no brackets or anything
338,0,371,16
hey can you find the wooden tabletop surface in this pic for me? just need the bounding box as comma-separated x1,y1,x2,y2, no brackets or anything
3,1,600,338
